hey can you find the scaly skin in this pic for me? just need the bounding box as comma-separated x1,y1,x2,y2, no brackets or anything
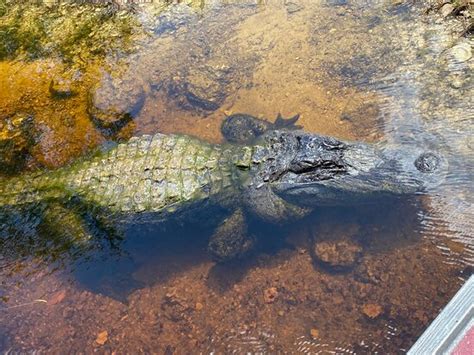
0,133,252,220
0,127,447,261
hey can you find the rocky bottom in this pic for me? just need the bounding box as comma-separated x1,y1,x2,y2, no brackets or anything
0,204,467,353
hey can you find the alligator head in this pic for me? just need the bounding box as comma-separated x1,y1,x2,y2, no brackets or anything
243,130,447,222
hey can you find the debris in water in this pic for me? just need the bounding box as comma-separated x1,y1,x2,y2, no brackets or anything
95,330,108,345
49,78,75,99
310,328,320,339
263,287,278,304
362,303,383,319
440,4,455,18
48,290,67,305
450,43,472,62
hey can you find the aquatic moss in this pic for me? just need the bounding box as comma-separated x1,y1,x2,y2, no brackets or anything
0,25,19,58
0,0,216,63
0,0,6,16
0,0,141,63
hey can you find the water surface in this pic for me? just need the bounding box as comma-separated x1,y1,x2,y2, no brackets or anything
0,0,473,352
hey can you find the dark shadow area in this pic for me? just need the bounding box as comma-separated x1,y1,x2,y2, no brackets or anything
0,330,9,352
72,221,212,301
1,197,428,303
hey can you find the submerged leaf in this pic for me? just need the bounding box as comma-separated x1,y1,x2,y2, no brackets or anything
95,330,108,345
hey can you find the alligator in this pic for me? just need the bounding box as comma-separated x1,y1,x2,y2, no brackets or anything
0,114,446,261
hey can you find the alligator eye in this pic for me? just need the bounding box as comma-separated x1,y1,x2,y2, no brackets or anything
414,152,440,173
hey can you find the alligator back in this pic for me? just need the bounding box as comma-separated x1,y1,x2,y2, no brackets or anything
0,133,248,221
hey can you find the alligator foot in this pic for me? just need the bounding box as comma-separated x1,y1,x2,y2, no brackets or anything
207,209,255,262
274,113,301,129
221,113,301,144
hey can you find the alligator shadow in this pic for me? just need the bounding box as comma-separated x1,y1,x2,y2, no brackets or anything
71,221,212,302
72,218,296,299
0,198,429,302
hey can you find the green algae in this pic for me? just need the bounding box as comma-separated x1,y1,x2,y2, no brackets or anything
0,0,141,63
0,0,216,64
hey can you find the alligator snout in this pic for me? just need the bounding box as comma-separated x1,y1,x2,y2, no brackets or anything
270,134,448,207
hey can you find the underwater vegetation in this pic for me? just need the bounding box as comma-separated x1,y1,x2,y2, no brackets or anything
0,0,141,64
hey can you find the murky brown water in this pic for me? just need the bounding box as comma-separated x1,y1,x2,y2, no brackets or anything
0,0,473,353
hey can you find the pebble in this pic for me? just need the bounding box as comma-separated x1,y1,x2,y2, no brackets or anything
451,43,472,62
420,100,431,112
48,290,67,305
449,76,463,89
95,330,108,345
440,4,454,18
310,328,319,339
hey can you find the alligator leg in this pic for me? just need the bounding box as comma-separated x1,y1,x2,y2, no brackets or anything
68,197,125,251
38,202,124,258
36,202,97,259
207,208,255,262
221,113,301,144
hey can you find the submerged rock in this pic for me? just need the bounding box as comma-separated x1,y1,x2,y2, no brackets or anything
311,223,363,271
362,303,383,319
167,64,232,112
440,3,455,18
326,0,349,6
313,238,363,270
49,78,75,99
285,2,305,14
88,72,146,137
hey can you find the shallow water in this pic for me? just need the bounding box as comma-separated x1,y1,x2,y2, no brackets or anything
0,0,473,353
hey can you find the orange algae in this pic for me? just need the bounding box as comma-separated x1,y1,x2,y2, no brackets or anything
0,60,106,169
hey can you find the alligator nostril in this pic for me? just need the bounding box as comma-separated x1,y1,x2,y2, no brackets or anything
414,152,440,173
